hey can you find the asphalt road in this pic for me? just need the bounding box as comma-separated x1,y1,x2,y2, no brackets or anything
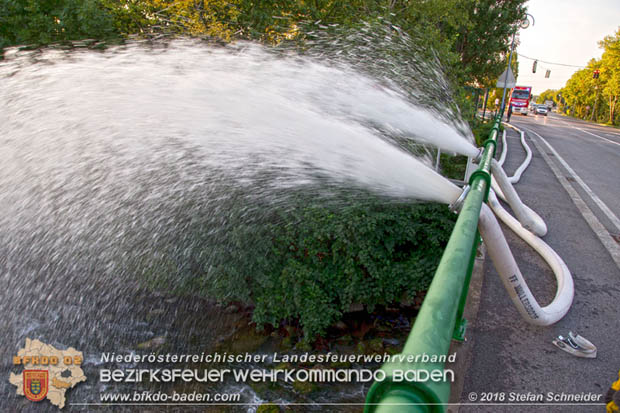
512,112,620,236
457,112,620,412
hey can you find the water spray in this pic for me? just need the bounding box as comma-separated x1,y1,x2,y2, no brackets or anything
0,40,576,413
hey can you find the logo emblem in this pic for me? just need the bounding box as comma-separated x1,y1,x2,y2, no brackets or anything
23,370,48,402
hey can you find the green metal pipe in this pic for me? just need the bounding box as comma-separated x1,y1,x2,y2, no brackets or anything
364,118,500,413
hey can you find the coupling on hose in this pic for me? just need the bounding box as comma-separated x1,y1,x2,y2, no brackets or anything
473,147,483,163
449,185,471,214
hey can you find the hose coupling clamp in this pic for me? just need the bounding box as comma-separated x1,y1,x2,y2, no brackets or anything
474,147,483,162
449,185,471,214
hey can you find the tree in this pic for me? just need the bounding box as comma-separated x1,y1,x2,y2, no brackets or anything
0,0,119,49
1,0,529,94
536,89,559,105
100,0,157,35
599,28,620,124
562,63,597,119
450,0,527,86
367,0,527,86
558,27,620,125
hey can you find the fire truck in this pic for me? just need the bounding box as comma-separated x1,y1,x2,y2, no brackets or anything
509,86,532,115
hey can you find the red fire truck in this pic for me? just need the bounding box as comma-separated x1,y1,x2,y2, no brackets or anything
509,86,532,115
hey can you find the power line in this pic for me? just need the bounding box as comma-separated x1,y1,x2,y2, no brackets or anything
517,53,586,68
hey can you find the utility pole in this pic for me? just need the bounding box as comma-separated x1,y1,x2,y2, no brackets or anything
499,13,534,119
499,34,516,118
591,85,600,122
590,70,600,122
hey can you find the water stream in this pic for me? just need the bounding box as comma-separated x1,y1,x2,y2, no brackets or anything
1,36,475,411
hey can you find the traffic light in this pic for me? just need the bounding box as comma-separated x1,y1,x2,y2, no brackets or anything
545,70,551,78
532,60,538,73
593,69,600,79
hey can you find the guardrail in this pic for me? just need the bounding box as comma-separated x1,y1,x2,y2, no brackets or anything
364,116,501,413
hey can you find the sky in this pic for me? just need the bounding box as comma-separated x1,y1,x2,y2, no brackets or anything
515,0,620,95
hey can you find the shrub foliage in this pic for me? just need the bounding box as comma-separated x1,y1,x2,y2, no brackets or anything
210,200,456,339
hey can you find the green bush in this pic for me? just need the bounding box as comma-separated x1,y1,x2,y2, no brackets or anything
439,153,468,181
0,0,120,50
208,200,456,339
471,120,503,147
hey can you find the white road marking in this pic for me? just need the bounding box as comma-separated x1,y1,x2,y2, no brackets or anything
510,126,620,269
552,116,620,139
573,127,620,147
524,127,620,233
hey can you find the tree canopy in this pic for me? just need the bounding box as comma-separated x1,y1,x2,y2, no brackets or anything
536,89,560,105
1,0,528,90
558,27,620,125
0,0,118,48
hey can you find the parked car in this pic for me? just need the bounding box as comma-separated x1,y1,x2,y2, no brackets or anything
535,105,548,116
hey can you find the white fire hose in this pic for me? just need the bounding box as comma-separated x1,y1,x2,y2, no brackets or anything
498,129,508,167
508,129,532,184
491,159,547,236
497,128,532,184
481,194,574,325
458,123,574,326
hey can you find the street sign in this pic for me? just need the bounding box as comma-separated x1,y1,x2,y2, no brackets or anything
496,67,516,88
